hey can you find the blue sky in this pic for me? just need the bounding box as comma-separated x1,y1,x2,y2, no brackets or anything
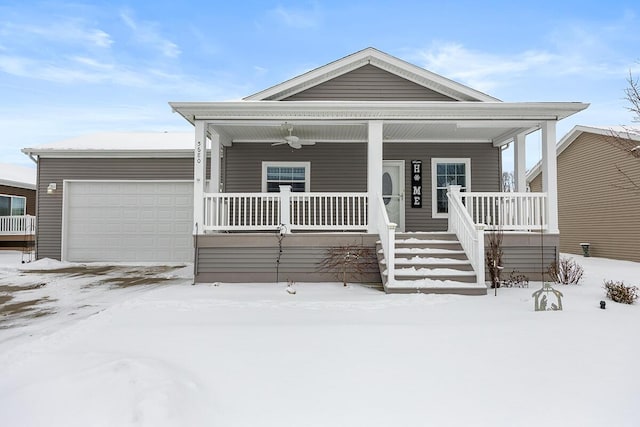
1,0,639,171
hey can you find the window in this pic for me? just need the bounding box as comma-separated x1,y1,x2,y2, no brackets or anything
262,162,310,192
0,195,27,216
431,158,471,218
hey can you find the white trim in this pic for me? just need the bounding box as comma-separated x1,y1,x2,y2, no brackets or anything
431,158,471,219
0,179,36,190
261,161,311,193
171,101,589,125
21,149,195,159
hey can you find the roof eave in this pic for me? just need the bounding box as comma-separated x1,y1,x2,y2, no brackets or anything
170,101,589,124
19,149,195,158
0,179,36,190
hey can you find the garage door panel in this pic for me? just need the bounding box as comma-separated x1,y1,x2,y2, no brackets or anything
65,181,194,262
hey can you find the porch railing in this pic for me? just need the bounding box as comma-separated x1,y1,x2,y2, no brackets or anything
375,193,396,286
0,215,36,235
447,187,485,285
203,187,368,232
460,192,548,231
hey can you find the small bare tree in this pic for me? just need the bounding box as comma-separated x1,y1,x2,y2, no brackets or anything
624,70,640,122
501,171,515,192
485,229,503,291
605,71,640,194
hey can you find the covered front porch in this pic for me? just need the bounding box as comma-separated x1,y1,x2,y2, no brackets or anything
0,215,36,250
170,101,587,290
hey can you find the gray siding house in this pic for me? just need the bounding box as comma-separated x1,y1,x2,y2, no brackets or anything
0,163,36,250
528,125,640,262
23,48,588,293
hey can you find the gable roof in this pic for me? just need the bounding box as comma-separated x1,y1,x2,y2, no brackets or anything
0,163,36,190
22,132,194,158
244,47,500,102
526,125,640,182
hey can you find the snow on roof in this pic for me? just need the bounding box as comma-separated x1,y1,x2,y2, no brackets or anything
586,125,640,136
23,132,194,153
0,163,36,189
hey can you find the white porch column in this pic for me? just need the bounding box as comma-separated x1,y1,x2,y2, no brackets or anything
367,121,383,233
209,132,221,193
541,120,558,233
514,132,527,192
193,120,208,234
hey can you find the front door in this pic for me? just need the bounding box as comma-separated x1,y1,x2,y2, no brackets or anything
382,160,405,231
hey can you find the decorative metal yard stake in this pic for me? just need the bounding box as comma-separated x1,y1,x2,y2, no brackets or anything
275,224,286,284
532,209,563,311
532,283,563,311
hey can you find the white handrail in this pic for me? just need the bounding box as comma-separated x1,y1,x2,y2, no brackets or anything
447,187,485,286
376,193,396,286
0,215,36,235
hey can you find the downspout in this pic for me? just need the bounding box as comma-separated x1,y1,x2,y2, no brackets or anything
21,149,39,260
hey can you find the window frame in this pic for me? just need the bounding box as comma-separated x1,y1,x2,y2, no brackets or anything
0,194,27,216
431,158,471,219
261,161,311,193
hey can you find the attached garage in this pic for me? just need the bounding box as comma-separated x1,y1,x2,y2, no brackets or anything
63,180,193,262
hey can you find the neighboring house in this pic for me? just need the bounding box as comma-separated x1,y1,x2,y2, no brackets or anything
0,163,36,250
23,48,588,293
528,125,640,263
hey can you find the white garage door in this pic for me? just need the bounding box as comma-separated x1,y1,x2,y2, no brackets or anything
64,181,193,262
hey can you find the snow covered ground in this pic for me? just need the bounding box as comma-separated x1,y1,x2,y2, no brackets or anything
0,250,638,426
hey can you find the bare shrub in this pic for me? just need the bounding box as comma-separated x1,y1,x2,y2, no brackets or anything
547,256,584,285
502,270,529,288
485,229,503,289
318,245,378,286
604,280,639,304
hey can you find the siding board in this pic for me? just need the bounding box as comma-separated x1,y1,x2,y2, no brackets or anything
283,65,457,101
195,234,381,283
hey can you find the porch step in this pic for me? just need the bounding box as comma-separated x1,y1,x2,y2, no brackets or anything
377,232,486,295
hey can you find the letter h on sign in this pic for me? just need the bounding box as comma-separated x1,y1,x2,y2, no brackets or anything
411,160,422,208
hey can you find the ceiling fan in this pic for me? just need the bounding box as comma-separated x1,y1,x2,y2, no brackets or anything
271,124,315,149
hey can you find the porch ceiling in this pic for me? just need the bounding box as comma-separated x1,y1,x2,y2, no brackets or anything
209,121,531,145
170,100,589,147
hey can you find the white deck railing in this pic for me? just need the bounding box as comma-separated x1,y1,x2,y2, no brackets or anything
447,187,485,285
203,187,368,232
290,192,368,230
0,215,36,235
460,192,548,231
375,193,396,286
204,193,282,231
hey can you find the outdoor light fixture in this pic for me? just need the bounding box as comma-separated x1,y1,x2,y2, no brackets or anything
47,183,57,194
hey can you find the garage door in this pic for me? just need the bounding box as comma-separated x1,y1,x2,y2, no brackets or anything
64,181,193,262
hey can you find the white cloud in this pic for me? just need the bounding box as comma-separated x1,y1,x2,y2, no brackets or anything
0,21,113,48
412,42,557,92
119,9,180,58
269,3,322,29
